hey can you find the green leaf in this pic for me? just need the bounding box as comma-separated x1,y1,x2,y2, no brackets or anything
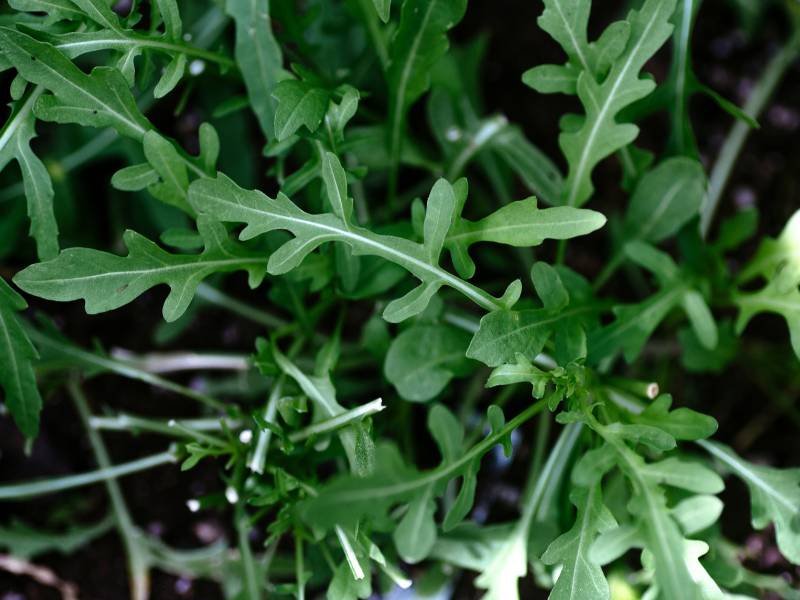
13,217,266,322
226,0,283,139
0,85,58,260
537,0,677,206
321,151,353,226
153,0,182,40
387,0,468,180
0,28,150,140
273,346,375,477
541,485,616,600
8,0,83,25
699,440,800,564
111,163,159,191
69,0,123,32
671,495,723,535
153,52,186,98
631,395,718,441
142,130,192,213
735,271,800,360
372,0,391,22
738,208,800,285
384,324,471,402
0,277,43,438
273,79,330,141
188,174,522,316
622,157,707,243
681,289,718,350
446,198,606,278
393,484,437,563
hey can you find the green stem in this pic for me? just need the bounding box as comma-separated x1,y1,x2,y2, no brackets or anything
69,380,151,600
700,31,800,237
195,283,288,330
0,450,175,500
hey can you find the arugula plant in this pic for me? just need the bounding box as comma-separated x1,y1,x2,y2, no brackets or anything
1,0,799,599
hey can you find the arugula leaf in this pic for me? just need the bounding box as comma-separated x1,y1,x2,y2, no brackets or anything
384,323,472,401
736,270,800,360
622,157,707,244
468,262,599,366
541,485,616,600
0,85,58,260
0,277,43,438
372,0,391,23
273,79,330,141
699,440,800,564
737,207,800,285
387,0,468,190
7,0,84,25
13,217,266,322
528,0,677,206
0,27,150,140
189,174,524,318
588,242,717,363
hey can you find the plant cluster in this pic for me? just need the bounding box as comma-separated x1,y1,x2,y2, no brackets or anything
0,0,799,599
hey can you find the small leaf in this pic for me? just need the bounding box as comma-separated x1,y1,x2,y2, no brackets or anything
393,485,437,563
153,53,186,99
321,152,352,225
111,164,159,191
273,79,329,141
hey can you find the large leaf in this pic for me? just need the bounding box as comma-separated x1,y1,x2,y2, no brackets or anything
14,217,266,322
0,277,43,438
189,175,601,320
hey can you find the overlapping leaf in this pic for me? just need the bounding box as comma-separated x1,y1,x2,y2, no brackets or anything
0,277,42,437
525,0,677,206
0,85,58,260
14,217,266,322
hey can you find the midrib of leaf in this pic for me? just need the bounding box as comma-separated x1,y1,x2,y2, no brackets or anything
635,178,684,240
0,86,43,151
697,440,797,513
737,295,799,313
191,189,504,311
30,53,147,138
568,485,600,596
565,8,663,206
552,0,591,73
614,442,688,597
446,216,599,244
388,0,436,184
53,36,235,68
19,257,262,287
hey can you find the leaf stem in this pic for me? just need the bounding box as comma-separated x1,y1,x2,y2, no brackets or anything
68,380,151,600
700,30,800,237
0,450,175,500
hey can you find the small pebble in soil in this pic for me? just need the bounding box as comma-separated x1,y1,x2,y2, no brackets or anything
175,576,193,596
194,520,223,544
239,429,253,444
225,486,239,504
767,105,800,130
147,521,165,537
733,186,756,209
186,498,201,513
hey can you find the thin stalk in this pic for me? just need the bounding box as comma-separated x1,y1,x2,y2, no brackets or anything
69,381,150,600
26,326,226,412
289,398,384,443
90,413,237,436
110,348,250,374
0,450,175,500
195,283,288,330
701,31,800,237
236,497,261,600
295,534,306,600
